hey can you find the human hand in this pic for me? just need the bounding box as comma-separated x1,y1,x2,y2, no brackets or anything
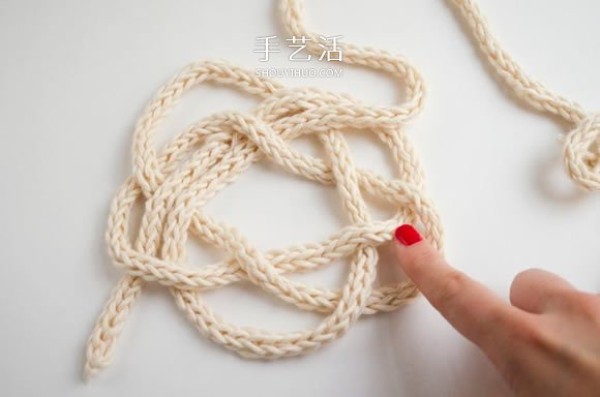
393,224,600,397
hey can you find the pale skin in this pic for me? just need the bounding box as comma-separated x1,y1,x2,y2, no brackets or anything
393,227,600,396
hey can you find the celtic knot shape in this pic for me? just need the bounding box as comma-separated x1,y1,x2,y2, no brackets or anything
86,0,599,381
83,0,445,377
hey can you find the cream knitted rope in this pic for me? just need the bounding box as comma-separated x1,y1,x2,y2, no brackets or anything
86,0,598,380
84,0,444,378
448,0,600,191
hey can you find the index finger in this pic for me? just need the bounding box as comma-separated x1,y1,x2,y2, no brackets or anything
393,225,522,349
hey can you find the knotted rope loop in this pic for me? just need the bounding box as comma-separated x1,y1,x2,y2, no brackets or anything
563,112,600,190
84,49,443,379
87,0,600,382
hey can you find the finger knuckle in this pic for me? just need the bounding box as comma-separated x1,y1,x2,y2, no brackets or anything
435,270,469,311
512,317,568,361
409,247,441,270
513,318,547,346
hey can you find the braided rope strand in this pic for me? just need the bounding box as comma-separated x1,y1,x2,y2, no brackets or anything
448,0,600,190
84,0,443,379
85,0,597,380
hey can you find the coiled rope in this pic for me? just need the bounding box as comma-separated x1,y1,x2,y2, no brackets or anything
84,0,443,379
85,0,598,379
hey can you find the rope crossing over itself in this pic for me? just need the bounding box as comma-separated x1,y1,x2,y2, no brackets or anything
84,0,444,378
449,0,600,191
85,0,599,379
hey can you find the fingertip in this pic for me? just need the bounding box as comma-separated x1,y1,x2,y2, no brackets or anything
510,268,576,313
394,224,424,246
393,224,441,280
393,225,519,351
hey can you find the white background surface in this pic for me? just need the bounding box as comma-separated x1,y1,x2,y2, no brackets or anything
1,0,599,396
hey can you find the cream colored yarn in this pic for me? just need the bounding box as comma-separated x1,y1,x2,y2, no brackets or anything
84,0,444,379
449,0,600,191
85,0,599,380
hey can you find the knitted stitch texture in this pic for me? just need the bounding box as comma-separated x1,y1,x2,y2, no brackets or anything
85,0,599,379
84,0,444,379
450,0,600,190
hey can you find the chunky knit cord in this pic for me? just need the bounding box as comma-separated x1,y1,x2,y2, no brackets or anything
84,0,444,379
449,0,600,191
85,0,599,380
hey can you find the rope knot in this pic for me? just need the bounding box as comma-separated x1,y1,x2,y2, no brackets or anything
84,57,443,379
563,112,600,191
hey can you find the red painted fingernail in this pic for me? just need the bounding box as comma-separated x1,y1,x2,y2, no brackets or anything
394,224,423,246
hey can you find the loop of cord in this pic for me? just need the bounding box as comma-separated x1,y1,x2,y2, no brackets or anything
85,0,599,380
563,113,600,190
84,0,444,379
449,0,600,190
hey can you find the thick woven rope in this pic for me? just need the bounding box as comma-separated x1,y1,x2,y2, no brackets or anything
84,0,599,379
450,0,600,191
84,0,444,378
